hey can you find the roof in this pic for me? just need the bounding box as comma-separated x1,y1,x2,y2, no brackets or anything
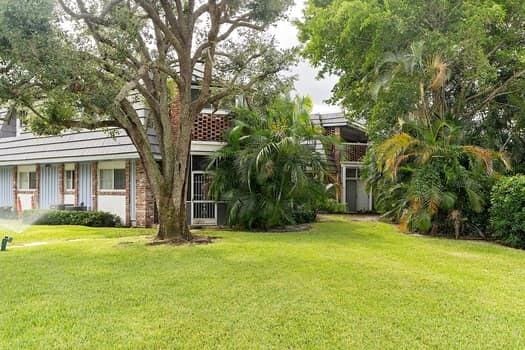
0,106,230,167
310,112,366,131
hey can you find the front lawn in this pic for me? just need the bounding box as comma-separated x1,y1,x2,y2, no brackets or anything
1,217,525,349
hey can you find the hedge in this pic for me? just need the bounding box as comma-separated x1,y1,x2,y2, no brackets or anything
22,210,121,227
490,176,525,248
0,206,16,219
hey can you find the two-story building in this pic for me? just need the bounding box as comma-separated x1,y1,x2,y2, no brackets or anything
0,100,231,227
0,106,372,228
311,113,373,213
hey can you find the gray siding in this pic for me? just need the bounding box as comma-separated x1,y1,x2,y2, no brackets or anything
0,129,159,166
0,167,13,207
78,163,92,209
0,117,16,138
40,165,59,209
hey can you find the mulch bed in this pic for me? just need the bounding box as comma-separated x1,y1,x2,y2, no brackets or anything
147,235,219,246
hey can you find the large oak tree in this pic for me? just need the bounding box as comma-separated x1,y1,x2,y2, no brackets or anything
0,0,294,240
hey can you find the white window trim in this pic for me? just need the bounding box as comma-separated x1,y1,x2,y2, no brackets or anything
18,170,37,191
341,163,373,211
65,169,76,191
98,168,126,191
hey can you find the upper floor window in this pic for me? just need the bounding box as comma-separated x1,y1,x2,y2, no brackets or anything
18,166,37,190
99,161,126,190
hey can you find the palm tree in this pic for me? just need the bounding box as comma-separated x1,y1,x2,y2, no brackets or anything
368,117,509,236
209,96,334,230
366,45,511,237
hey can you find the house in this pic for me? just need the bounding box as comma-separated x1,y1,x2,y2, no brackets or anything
0,103,372,228
311,113,373,213
0,99,231,227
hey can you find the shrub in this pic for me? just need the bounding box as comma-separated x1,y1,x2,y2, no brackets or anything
292,208,317,224
318,198,347,214
0,206,16,219
490,176,525,248
209,96,334,230
22,210,121,227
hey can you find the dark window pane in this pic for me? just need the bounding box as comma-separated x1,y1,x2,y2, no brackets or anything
114,169,126,190
192,155,210,171
346,168,357,179
29,172,37,189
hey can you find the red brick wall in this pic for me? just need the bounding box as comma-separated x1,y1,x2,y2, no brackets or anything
135,161,155,227
169,99,232,142
192,113,232,142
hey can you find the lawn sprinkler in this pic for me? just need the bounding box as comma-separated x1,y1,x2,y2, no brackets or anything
1,236,13,251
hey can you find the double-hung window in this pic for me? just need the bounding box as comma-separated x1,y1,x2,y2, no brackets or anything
65,164,75,190
99,162,126,190
18,166,37,190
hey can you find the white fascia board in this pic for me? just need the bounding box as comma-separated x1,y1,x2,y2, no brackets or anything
340,161,364,167
190,141,226,154
0,153,141,167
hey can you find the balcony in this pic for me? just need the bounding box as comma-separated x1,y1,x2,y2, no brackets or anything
340,143,369,162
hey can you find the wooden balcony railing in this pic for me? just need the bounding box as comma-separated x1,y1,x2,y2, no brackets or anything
340,143,369,162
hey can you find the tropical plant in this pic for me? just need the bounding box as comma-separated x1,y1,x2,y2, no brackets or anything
299,0,525,169
209,97,333,230
0,0,294,241
364,51,511,237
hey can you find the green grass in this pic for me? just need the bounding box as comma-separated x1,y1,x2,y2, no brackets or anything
1,216,525,349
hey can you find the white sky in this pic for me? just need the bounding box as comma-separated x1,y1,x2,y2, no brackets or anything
269,0,341,114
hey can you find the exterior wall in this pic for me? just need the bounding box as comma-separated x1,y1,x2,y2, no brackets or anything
318,121,372,212
0,101,231,226
16,165,39,211
0,167,14,208
135,161,155,228
96,160,128,225
341,164,373,213
64,163,75,205
0,117,16,138
192,113,232,141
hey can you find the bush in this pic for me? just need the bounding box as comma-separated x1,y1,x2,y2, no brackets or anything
22,210,121,227
292,208,317,224
0,206,16,219
318,198,347,214
490,176,525,248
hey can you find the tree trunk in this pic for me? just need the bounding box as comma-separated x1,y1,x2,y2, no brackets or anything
153,97,194,241
155,192,192,241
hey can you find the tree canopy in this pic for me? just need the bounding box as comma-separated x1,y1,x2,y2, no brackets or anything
299,0,525,168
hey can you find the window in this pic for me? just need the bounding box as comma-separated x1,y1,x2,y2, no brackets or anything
99,168,126,190
18,171,37,190
346,167,360,179
65,169,76,190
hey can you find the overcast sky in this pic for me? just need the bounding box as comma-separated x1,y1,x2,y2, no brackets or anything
269,0,342,114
